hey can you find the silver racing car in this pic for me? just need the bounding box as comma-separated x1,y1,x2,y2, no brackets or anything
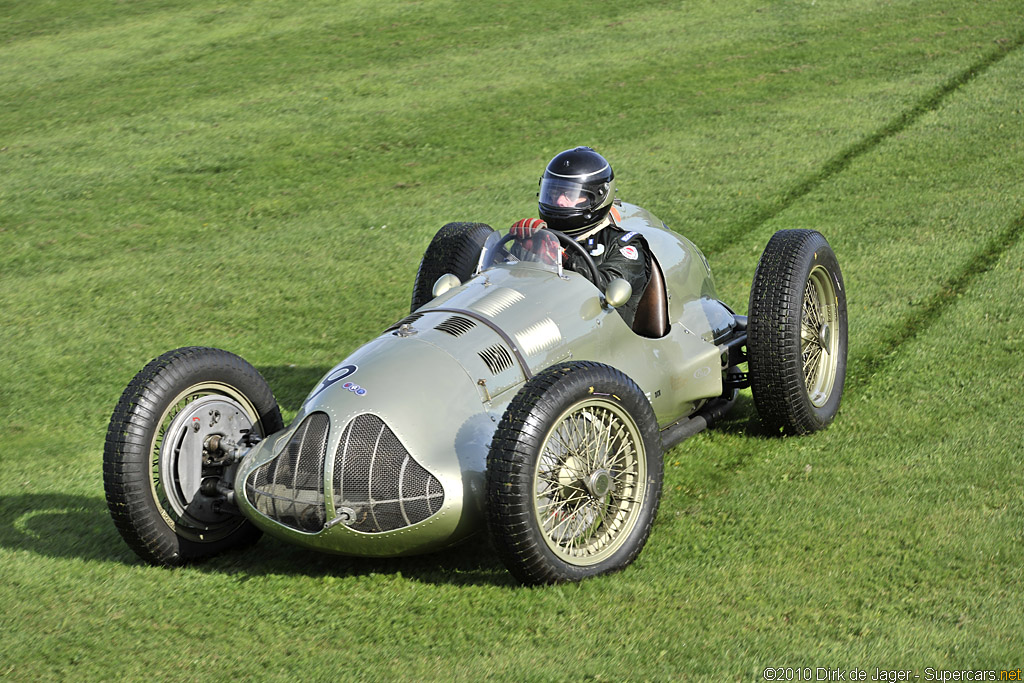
103,202,847,584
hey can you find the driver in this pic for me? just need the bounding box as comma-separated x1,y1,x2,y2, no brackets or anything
510,146,650,326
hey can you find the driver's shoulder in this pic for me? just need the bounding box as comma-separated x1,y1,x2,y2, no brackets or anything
604,208,644,244
605,225,646,249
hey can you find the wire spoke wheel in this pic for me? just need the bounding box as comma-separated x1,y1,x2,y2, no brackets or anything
533,399,646,565
801,265,841,407
487,361,662,584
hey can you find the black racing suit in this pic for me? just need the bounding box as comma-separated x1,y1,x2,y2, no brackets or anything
563,222,650,328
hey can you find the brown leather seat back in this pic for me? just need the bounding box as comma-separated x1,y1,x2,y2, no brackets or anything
632,254,669,338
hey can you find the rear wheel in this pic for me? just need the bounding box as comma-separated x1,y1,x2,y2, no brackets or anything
747,229,847,434
103,347,283,565
410,222,494,312
487,362,663,584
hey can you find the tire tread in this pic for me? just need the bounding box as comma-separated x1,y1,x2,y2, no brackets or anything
410,222,494,312
747,230,847,434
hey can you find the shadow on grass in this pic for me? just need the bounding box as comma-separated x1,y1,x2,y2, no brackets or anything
202,532,513,588
705,392,779,440
0,493,122,563
0,492,512,586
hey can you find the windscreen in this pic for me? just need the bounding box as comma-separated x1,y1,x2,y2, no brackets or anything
477,230,564,276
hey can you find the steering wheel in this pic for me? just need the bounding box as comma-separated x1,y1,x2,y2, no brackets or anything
549,229,601,284
498,231,600,284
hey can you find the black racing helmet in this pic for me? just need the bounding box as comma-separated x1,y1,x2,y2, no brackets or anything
538,146,615,235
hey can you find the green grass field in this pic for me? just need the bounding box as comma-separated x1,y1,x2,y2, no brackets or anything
2,0,1023,679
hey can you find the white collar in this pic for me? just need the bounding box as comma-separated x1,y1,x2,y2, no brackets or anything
571,217,613,243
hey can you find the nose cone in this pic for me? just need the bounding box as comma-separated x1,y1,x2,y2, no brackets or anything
235,335,497,556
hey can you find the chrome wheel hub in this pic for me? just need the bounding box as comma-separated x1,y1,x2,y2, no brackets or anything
150,383,258,540
585,470,613,498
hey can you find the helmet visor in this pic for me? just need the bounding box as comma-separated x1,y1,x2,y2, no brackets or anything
539,177,597,211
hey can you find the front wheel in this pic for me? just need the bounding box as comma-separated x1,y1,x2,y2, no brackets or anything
410,221,494,312
103,347,284,565
747,229,847,434
486,362,663,584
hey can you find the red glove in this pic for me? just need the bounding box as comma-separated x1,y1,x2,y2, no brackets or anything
510,218,547,239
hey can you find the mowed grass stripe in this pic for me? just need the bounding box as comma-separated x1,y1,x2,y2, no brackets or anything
849,205,1024,392
2,1,1024,679
1,0,1014,373
706,34,1024,390
3,2,1016,403
1,0,996,129
2,0,1014,241
701,28,1024,255
653,42,1024,669
654,42,1024,663
668,28,1024,520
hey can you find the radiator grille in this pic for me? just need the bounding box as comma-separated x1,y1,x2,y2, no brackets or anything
245,412,329,533
332,414,443,534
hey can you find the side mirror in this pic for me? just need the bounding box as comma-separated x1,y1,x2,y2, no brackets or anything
603,278,632,309
432,273,462,298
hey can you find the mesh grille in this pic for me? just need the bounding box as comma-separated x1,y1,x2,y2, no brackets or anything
332,414,443,534
245,412,329,533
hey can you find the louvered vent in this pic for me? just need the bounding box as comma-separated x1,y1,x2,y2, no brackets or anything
384,312,423,333
245,412,329,533
478,343,515,374
332,414,444,533
471,287,524,317
514,318,562,355
434,315,476,337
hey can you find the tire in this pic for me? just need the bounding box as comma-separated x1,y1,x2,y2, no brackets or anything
103,347,284,565
410,222,494,312
747,229,847,435
486,361,663,584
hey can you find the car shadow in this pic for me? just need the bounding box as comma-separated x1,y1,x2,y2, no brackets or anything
707,392,781,439
0,493,123,563
0,492,514,587
201,533,515,588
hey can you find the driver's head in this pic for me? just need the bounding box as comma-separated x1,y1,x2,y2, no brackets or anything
538,147,615,235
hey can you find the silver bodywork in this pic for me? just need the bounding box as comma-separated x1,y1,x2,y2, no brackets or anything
234,203,737,556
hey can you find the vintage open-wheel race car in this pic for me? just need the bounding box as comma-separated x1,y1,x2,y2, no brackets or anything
103,201,847,584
